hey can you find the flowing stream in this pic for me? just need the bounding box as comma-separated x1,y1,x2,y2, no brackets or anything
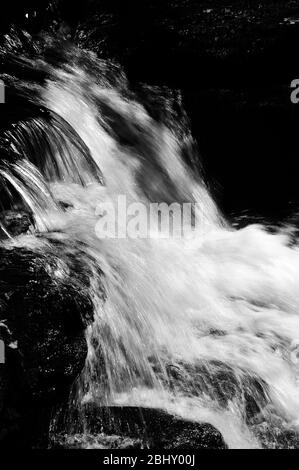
1,42,299,448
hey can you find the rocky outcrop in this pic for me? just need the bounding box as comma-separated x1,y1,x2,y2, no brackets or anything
0,236,101,448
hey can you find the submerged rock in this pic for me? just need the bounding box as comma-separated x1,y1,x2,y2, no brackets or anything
154,359,270,423
0,237,103,448
252,415,299,449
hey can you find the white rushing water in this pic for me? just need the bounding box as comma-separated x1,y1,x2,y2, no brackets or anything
2,45,299,448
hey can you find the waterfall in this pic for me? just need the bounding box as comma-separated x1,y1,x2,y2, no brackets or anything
1,38,299,448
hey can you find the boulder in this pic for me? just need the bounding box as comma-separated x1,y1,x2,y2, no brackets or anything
0,236,102,447
52,404,227,449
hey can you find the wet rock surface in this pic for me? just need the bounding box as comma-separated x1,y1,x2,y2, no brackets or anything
0,210,32,238
252,415,299,449
53,405,227,449
164,360,269,423
0,238,99,447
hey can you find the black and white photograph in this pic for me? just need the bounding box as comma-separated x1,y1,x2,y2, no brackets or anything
1,0,299,456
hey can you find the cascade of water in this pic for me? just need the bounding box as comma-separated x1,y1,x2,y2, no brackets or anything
1,41,299,448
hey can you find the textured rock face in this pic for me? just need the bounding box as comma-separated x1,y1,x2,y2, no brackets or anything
164,360,269,423
52,405,228,449
0,238,97,447
0,210,32,239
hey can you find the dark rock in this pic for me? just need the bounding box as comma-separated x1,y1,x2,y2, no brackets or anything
0,237,103,448
252,415,299,449
0,210,32,238
161,360,269,423
53,405,227,449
